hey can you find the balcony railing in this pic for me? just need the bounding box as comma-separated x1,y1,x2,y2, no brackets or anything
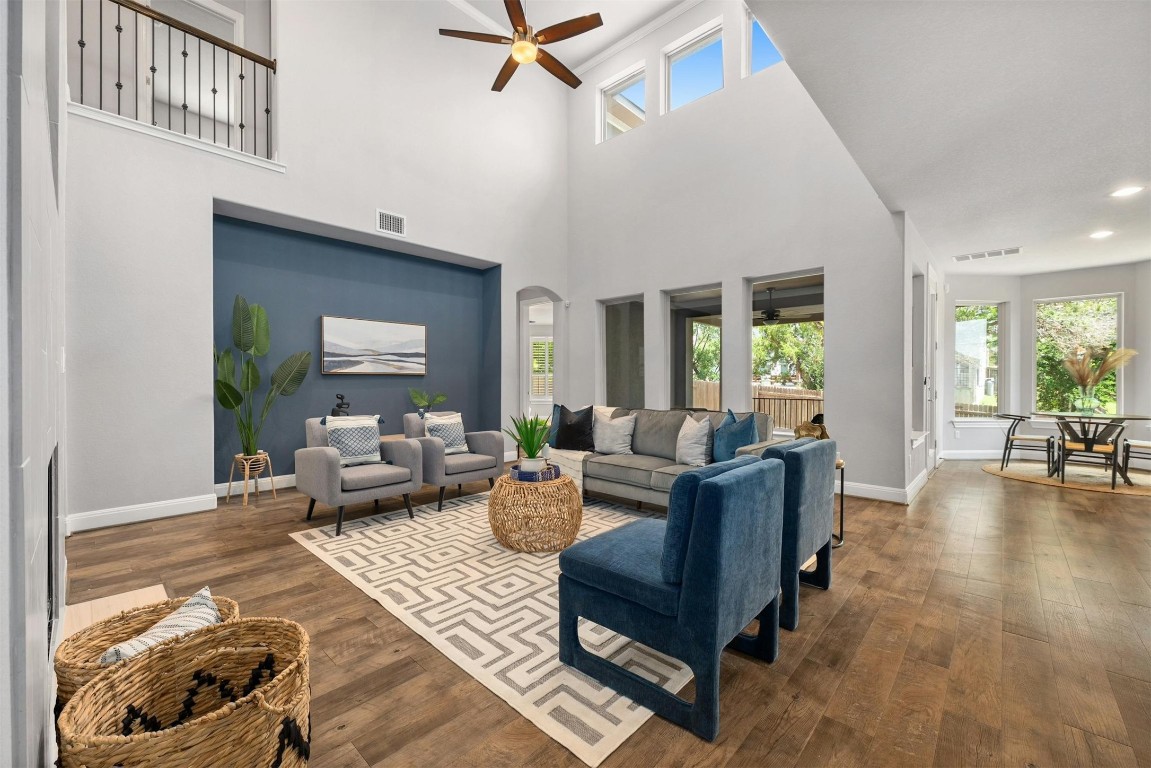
69,0,276,159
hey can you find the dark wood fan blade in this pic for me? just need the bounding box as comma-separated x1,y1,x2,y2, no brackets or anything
536,48,581,89
504,0,527,33
439,29,512,44
492,55,519,92
536,14,603,44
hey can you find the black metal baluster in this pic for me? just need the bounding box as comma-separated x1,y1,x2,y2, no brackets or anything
168,25,172,129
99,0,103,110
238,62,245,154
212,45,217,144
265,67,271,160
181,32,188,135
78,0,85,105
115,5,122,115
150,20,156,125
226,53,230,148
197,40,202,138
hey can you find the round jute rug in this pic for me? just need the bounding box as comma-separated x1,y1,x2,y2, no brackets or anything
982,462,1151,496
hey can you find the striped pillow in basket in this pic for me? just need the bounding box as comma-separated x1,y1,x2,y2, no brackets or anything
98,587,222,665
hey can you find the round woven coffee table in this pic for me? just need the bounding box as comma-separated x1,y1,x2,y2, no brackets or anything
488,474,582,552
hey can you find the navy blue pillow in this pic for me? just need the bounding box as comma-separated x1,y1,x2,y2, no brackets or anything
548,404,562,448
713,409,758,462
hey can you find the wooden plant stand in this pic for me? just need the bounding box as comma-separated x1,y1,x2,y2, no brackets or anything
227,451,275,506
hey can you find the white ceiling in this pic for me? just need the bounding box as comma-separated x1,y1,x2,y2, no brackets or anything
454,0,682,71
746,1,1151,276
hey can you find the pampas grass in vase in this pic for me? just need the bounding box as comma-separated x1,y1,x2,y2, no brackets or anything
1062,346,1138,413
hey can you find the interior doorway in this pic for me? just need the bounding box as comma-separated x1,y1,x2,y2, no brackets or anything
516,287,562,418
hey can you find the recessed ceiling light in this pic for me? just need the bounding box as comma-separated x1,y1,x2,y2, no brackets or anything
1110,186,1145,197
1089,230,1114,239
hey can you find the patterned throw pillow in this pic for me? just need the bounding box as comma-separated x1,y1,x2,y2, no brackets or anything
323,415,384,466
424,412,469,455
99,587,222,665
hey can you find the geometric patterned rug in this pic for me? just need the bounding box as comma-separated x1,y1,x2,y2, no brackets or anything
290,492,693,767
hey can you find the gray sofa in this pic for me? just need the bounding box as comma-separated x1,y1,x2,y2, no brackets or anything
583,409,783,508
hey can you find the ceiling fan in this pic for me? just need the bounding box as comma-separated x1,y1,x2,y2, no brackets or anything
439,0,603,91
754,288,821,324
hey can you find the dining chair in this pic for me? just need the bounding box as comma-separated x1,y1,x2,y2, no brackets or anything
1056,419,1125,489
995,414,1056,474
1121,438,1151,484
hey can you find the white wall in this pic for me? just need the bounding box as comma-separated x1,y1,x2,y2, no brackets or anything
3,0,69,763
941,262,1150,458
564,1,910,495
64,0,570,527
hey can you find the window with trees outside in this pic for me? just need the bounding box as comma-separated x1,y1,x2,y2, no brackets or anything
954,304,1000,418
750,279,824,430
530,338,553,401
669,287,722,409
1035,295,1120,413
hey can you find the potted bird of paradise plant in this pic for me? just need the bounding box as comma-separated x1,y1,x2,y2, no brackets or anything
214,295,312,493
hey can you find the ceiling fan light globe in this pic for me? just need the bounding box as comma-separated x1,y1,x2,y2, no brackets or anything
511,38,538,64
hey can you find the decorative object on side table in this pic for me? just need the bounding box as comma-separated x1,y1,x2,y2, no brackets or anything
504,413,551,473
509,464,563,482
408,388,447,419
330,393,350,417
321,315,426,375
214,295,312,506
1063,346,1137,414
488,474,582,552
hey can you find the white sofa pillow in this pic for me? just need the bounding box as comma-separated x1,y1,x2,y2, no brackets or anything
99,587,222,665
593,412,636,455
676,415,713,467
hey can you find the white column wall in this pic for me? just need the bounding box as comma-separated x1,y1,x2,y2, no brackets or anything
565,1,909,494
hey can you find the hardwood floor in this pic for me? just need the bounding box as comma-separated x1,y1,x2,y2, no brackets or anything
65,461,1151,767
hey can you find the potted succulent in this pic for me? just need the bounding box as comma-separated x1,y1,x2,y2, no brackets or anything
213,295,312,482
408,388,447,419
504,413,551,472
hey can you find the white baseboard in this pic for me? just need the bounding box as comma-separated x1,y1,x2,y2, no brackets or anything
905,468,929,502
841,480,908,505
214,473,296,497
67,494,217,534
939,450,1002,461
504,450,518,462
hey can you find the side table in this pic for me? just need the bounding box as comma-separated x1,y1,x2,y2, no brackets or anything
488,474,582,552
832,457,845,548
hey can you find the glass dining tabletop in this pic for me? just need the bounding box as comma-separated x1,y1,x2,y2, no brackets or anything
1032,412,1151,420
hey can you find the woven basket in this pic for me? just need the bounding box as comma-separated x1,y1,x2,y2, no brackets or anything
54,595,240,705
59,617,310,768
488,474,583,552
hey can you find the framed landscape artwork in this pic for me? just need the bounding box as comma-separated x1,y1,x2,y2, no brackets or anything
321,316,427,375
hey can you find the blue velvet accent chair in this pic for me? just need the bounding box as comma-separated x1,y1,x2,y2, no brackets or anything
558,457,785,741
760,438,837,631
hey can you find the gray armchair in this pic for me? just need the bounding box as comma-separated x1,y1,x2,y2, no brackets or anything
402,412,505,510
296,418,423,536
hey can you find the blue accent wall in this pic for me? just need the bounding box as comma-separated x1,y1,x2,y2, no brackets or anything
212,216,501,483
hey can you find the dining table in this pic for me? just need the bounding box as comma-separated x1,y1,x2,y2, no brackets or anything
1032,411,1151,486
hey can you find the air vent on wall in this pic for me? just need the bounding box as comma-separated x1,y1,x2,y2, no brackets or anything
376,209,407,237
952,246,1020,263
